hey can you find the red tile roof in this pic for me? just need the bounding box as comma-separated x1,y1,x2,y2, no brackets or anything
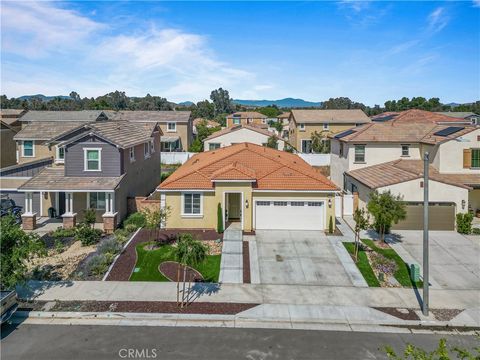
159,143,338,191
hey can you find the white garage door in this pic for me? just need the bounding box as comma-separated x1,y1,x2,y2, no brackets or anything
255,200,325,230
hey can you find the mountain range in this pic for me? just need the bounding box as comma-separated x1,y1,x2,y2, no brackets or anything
232,98,322,108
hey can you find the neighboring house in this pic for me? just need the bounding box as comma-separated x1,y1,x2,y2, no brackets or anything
158,143,339,231
1,121,18,168
0,109,27,129
371,109,471,125
436,112,480,126
329,120,480,230
18,120,162,232
192,118,220,135
288,109,370,153
277,112,291,138
203,125,286,151
226,112,268,127
105,110,192,153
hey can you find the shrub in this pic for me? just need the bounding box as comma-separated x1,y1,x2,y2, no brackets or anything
124,223,138,233
123,212,147,228
51,226,76,239
85,254,109,276
161,172,172,183
456,212,473,234
54,239,65,253
472,228,480,235
217,203,223,233
98,238,122,256
328,216,334,234
83,208,96,228
75,224,102,246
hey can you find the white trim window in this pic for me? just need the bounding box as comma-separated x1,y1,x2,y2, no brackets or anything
55,145,65,163
129,146,135,162
299,123,305,131
354,144,366,163
323,123,329,130
182,193,202,216
88,192,106,210
233,117,241,125
84,148,102,171
167,122,176,132
401,144,410,157
144,142,151,159
209,143,221,151
22,140,34,157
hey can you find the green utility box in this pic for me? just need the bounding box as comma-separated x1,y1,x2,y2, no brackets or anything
410,263,420,282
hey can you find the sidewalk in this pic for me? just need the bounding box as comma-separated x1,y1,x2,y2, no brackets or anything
17,281,480,310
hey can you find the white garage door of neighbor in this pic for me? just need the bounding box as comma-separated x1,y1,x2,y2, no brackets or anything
255,200,325,230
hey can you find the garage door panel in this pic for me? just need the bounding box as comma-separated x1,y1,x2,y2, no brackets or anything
392,203,455,231
255,200,324,230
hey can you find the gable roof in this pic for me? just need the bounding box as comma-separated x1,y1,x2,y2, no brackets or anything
58,121,160,149
205,124,279,142
226,111,267,119
391,109,468,124
291,109,370,124
19,110,106,122
329,121,477,145
159,143,338,191
436,112,479,119
14,121,88,140
346,160,476,190
105,110,191,123
277,112,291,119
0,120,18,133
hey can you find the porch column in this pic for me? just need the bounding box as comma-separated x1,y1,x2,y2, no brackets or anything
21,191,36,230
102,192,117,234
62,192,76,229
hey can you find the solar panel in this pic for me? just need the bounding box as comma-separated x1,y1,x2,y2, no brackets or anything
334,129,355,139
433,126,465,137
373,115,396,122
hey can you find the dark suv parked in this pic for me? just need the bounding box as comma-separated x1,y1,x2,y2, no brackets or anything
1,196,22,224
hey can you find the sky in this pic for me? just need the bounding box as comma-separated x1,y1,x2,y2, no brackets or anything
1,1,479,106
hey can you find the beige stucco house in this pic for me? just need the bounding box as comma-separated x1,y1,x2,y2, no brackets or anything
329,115,480,230
158,143,339,232
288,109,370,153
226,112,268,128
203,125,286,151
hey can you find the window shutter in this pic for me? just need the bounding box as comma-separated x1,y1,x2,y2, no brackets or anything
463,149,472,168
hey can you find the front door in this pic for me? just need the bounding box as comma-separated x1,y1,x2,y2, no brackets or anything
227,193,241,221
58,192,66,217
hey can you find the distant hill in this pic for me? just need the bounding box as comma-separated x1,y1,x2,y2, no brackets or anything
177,101,194,106
18,94,70,102
233,98,322,108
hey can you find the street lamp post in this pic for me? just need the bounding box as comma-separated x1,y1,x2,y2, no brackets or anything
423,152,429,316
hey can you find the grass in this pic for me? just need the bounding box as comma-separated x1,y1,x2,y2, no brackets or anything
129,242,221,282
343,240,422,288
343,242,380,287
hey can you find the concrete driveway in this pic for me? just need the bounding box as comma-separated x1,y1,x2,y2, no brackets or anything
391,231,480,290
255,230,353,286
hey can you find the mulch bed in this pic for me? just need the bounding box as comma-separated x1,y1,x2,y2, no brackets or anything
105,229,222,281
243,241,251,283
20,300,258,315
159,261,204,282
431,308,463,321
373,307,420,320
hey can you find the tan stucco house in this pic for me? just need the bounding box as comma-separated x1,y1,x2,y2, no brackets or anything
203,125,286,151
226,112,268,128
288,109,370,153
158,143,339,232
329,114,480,230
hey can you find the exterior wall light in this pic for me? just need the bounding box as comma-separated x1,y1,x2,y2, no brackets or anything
328,198,332,208
461,199,466,210
245,199,249,209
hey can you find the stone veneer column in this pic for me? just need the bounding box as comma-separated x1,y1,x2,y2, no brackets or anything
62,213,77,229
21,213,37,230
102,212,118,234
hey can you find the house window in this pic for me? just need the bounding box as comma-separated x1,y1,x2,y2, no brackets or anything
84,148,101,171
22,140,34,157
129,147,135,162
183,193,201,215
144,143,150,159
209,143,221,151
354,145,366,163
247,118,252,123
323,123,329,130
167,122,176,132
472,149,480,168
299,123,305,131
339,142,344,157
89,192,106,210
401,144,410,157
233,117,241,125
55,145,64,163
301,139,312,153
351,183,358,193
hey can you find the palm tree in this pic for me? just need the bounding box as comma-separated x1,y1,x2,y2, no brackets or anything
174,234,208,308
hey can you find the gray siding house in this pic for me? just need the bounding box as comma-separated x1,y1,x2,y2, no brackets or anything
18,120,162,232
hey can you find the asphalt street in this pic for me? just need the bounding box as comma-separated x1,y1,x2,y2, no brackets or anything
1,323,478,360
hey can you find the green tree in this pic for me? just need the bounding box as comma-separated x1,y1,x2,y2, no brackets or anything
322,97,366,110
174,234,208,308
192,100,215,119
353,208,370,261
266,136,278,149
367,190,407,242
210,88,234,115
257,106,281,118
311,131,330,154
83,208,96,228
217,203,224,233
456,213,473,234
189,138,203,152
0,215,45,289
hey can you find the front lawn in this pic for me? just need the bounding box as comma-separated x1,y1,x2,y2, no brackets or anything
130,242,221,282
343,239,421,288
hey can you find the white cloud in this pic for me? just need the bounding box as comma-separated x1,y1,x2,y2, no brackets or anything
1,1,103,58
337,1,370,13
427,7,449,33
473,0,480,7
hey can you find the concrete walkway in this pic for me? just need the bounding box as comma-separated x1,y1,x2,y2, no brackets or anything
219,226,243,284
